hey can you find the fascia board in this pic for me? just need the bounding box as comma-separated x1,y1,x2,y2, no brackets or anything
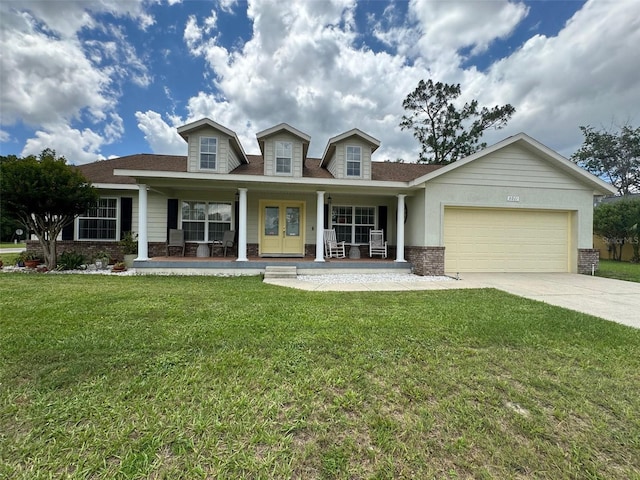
114,169,409,190
92,183,140,190
256,123,311,143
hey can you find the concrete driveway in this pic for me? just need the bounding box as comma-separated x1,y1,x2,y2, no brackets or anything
267,272,640,329
459,273,640,329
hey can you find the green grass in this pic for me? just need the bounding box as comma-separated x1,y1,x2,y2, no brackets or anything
1,274,639,479
0,242,25,249
596,259,640,283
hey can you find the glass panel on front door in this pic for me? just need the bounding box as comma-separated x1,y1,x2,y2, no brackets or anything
286,207,300,236
265,207,279,236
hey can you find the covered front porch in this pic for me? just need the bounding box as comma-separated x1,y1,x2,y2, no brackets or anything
130,184,411,267
133,254,412,276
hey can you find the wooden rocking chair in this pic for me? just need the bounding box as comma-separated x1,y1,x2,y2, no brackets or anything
323,229,346,258
369,229,387,258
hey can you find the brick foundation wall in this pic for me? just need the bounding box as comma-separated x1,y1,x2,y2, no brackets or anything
406,246,445,276
27,240,128,263
25,240,256,262
578,248,599,275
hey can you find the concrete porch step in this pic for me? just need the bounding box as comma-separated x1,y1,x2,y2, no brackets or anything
263,265,298,279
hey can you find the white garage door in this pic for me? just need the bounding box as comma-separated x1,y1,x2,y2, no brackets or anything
444,207,570,273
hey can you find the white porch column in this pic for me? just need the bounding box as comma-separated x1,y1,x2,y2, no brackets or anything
237,188,248,262
136,184,149,261
395,194,406,263
315,191,325,262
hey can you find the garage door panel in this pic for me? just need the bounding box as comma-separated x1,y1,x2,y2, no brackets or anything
444,208,569,273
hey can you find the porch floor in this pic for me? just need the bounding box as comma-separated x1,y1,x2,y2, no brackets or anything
134,255,411,276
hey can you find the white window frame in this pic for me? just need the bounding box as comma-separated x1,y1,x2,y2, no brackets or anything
199,136,218,171
181,200,232,242
275,141,293,175
346,145,361,177
77,197,119,241
331,205,376,244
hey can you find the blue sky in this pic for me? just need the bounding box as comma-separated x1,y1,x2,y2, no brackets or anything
1,0,638,164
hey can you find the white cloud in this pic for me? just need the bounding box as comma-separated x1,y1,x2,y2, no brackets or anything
474,0,640,155
409,0,529,59
135,110,186,154
0,28,112,126
4,0,154,36
156,0,637,164
21,124,107,164
219,0,238,14
0,0,156,160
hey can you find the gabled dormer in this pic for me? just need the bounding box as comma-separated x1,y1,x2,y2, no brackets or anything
256,123,311,178
177,118,248,174
320,129,380,180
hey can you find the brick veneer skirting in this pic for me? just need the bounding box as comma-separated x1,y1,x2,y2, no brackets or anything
578,248,600,275
406,246,445,276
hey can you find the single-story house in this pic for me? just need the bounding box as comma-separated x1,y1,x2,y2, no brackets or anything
65,117,615,275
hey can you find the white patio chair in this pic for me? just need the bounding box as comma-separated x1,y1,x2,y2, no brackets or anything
323,229,346,258
167,228,185,256
369,229,387,258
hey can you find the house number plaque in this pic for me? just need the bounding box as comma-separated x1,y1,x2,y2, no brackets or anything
507,195,520,202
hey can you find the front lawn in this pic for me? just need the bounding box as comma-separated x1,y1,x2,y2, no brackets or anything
596,259,640,283
1,274,639,479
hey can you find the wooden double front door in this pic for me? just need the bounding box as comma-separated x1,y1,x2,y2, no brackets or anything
259,200,305,256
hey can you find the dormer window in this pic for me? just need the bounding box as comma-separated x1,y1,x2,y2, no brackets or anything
346,146,361,177
276,141,292,174
200,137,217,170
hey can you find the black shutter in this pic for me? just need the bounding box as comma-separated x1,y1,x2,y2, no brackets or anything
324,204,329,229
378,206,388,238
120,197,133,239
234,199,239,233
167,199,179,241
62,222,74,240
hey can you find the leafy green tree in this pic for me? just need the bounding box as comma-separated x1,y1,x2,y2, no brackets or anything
399,79,516,165
0,149,97,269
593,198,640,261
572,123,640,196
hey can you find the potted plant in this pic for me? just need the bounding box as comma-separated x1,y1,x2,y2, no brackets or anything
93,251,111,270
119,231,138,268
111,261,127,272
22,252,41,269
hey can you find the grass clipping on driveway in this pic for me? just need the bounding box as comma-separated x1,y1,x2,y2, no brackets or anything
1,275,639,479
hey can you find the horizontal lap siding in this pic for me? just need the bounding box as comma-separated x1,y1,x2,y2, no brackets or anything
436,145,585,190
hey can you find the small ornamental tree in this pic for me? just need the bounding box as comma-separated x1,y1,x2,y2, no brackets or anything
0,149,98,269
399,79,515,164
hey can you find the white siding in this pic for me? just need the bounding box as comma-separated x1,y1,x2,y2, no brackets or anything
263,134,304,178
228,145,241,171
186,126,233,174
327,151,339,178
147,192,168,242
434,144,586,189
325,140,372,180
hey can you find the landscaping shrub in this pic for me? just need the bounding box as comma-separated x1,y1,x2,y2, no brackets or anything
58,251,85,270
